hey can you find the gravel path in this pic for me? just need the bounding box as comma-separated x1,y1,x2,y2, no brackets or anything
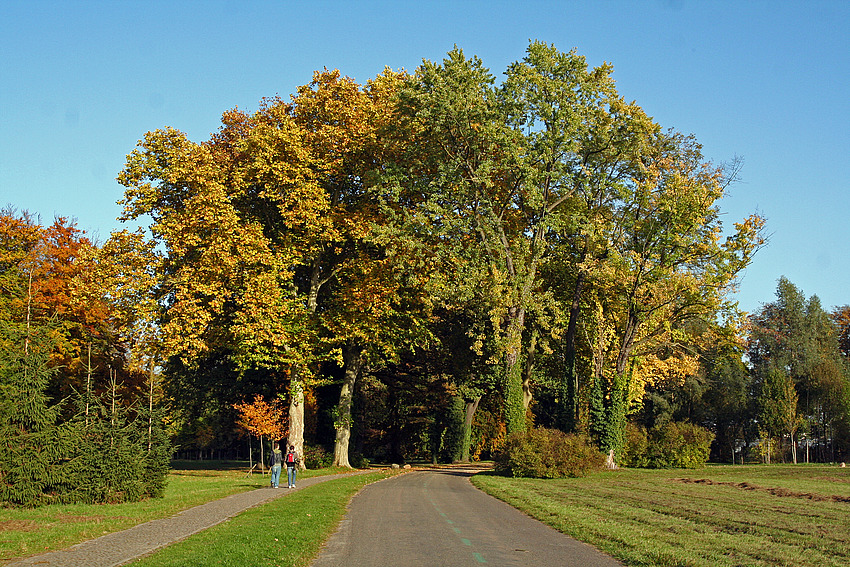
5,470,372,567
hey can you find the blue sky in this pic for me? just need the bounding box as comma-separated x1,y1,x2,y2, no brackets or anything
1,1,848,314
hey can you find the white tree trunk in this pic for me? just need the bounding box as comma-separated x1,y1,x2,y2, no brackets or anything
288,376,306,470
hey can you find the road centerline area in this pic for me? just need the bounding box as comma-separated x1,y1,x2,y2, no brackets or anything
310,467,622,567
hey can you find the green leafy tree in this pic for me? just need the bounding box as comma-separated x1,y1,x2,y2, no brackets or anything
757,366,799,463
750,277,850,462
387,43,634,434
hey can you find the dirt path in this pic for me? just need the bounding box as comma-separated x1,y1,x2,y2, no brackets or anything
311,467,622,567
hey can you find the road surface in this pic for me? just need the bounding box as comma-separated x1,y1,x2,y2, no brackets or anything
311,467,622,567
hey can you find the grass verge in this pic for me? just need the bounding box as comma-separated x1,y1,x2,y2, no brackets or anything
0,462,351,562
472,464,850,567
126,469,396,567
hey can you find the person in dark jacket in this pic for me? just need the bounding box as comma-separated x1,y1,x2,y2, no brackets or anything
269,442,283,488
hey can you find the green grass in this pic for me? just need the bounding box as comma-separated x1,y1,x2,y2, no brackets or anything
472,464,850,567
0,461,350,562
126,469,395,567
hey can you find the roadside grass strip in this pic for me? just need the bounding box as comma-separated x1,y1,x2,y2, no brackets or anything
127,470,395,567
471,464,850,567
0,464,349,562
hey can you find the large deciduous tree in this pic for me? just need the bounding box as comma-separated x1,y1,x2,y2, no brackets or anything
385,42,763,453
119,68,432,468
119,116,320,460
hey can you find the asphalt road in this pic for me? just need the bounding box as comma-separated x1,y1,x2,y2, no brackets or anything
311,467,623,567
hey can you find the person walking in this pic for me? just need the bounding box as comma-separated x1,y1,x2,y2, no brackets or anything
285,444,299,488
269,442,283,488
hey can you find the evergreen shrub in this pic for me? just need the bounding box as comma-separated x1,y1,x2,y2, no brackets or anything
495,427,605,478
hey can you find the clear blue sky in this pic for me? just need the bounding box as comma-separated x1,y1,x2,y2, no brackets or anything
2,1,848,314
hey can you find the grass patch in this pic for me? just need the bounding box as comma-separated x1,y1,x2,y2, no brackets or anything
0,462,349,562
127,469,397,567
472,464,850,567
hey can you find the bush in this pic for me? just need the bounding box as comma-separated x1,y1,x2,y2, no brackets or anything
494,428,605,478
302,444,332,469
622,421,715,469
349,452,370,469
647,421,714,469
620,422,650,468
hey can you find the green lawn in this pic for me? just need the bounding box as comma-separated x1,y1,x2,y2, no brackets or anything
5,462,848,567
472,464,850,567
0,461,350,562
127,470,393,567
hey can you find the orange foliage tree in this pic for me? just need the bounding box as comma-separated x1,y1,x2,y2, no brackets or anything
233,395,287,471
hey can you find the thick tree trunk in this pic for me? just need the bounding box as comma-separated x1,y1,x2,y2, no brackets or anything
460,395,482,462
504,308,527,434
522,330,538,411
287,371,306,471
333,342,363,468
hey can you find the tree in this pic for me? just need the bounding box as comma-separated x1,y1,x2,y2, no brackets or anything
700,330,754,463
118,69,433,468
388,43,630,434
757,366,799,463
234,395,287,471
287,68,431,467
118,115,322,461
750,277,850,462
833,305,850,359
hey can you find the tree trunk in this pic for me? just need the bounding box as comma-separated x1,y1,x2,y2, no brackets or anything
287,372,306,471
504,308,527,434
522,330,538,411
605,449,618,470
332,341,363,468
147,360,155,451
460,396,482,462
791,431,797,464
561,270,585,432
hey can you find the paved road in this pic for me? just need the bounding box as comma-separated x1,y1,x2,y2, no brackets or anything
311,467,622,567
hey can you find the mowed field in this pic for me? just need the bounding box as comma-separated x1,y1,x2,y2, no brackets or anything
472,464,850,567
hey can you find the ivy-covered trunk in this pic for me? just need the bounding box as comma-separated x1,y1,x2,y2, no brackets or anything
460,395,481,462
503,307,527,435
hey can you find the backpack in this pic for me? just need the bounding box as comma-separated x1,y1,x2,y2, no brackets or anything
286,451,296,465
